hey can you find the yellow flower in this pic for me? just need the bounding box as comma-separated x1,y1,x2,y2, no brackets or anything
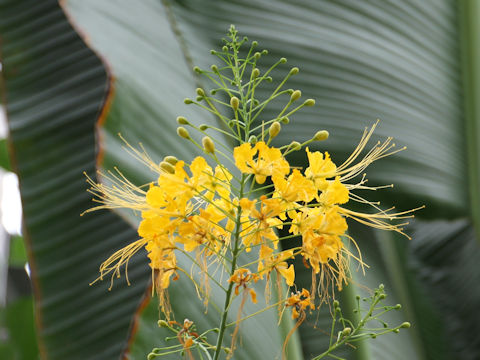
234,141,290,184
240,196,283,250
272,169,317,204
305,148,336,190
286,288,315,319
228,268,259,303
258,245,295,287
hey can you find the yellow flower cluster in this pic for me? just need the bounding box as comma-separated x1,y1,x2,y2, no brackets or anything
86,120,419,318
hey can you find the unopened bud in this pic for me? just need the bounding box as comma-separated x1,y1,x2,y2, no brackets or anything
313,130,329,141
252,41,258,47
157,320,169,328
289,141,301,151
147,353,156,360
280,57,287,63
394,329,400,334
254,52,261,59
202,136,215,154
160,161,175,174
333,300,340,308
193,66,201,73
341,327,352,336
290,90,302,102
252,68,260,78
269,121,281,139
184,98,193,104
199,124,208,131
248,135,257,144
176,116,189,125
163,156,178,165
222,46,228,52
304,99,315,106
196,88,205,96
177,127,190,139
211,64,218,72
290,67,299,75
281,116,290,124
400,322,411,329
230,96,240,111
262,49,268,55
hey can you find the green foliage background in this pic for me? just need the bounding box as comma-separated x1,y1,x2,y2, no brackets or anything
1,0,479,359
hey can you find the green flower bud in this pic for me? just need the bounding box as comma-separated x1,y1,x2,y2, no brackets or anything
163,156,178,165
289,141,301,151
210,50,216,55
394,304,402,310
281,116,289,124
400,322,411,329
193,66,201,73
252,68,260,78
304,99,315,106
248,135,257,144
254,52,261,59
230,96,240,111
184,98,193,104
222,45,228,52
196,96,203,102
333,300,340,308
158,320,169,328
176,116,189,125
269,121,281,139
147,353,156,360
290,90,302,102
199,124,208,131
211,64,218,72
313,130,329,141
280,57,287,63
252,41,258,47
341,327,352,336
262,49,268,55
290,67,299,75
160,161,175,174
196,88,205,96
202,136,215,154
177,126,190,139
394,329,400,334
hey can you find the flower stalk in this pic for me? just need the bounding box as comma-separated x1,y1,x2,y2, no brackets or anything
84,25,420,359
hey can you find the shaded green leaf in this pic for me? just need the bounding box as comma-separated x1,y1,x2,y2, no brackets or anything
0,0,150,358
0,296,39,360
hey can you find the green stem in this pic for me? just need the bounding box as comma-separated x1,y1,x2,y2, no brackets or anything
212,175,246,359
459,0,480,241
